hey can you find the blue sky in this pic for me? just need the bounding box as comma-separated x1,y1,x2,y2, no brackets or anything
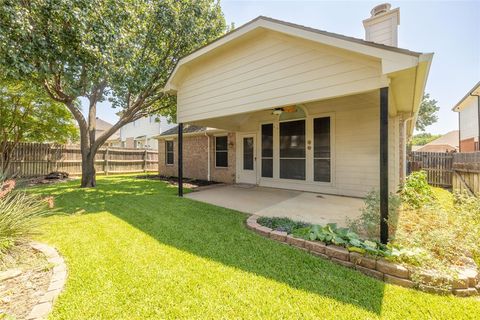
96,0,479,135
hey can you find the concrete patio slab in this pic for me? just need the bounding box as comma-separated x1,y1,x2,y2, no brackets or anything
186,184,364,226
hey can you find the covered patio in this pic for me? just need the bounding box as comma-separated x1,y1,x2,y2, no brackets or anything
164,16,432,243
186,184,364,226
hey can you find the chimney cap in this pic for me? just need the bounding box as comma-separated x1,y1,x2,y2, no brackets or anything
371,3,392,17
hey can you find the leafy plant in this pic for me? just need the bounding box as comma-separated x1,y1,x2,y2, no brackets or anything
257,217,310,234
0,186,49,254
399,171,435,209
347,190,401,240
308,223,388,256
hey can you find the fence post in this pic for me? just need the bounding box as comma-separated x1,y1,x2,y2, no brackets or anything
143,149,147,172
104,147,109,175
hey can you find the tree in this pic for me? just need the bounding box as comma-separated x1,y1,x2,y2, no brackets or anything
0,0,226,187
416,94,439,132
0,79,78,173
410,133,441,146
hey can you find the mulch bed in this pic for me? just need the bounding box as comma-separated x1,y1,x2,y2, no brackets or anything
0,246,52,319
136,175,220,189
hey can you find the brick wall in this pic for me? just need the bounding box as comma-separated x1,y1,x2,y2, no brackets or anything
158,132,236,184
460,138,476,153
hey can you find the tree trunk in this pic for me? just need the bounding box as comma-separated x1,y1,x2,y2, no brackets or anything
80,150,96,188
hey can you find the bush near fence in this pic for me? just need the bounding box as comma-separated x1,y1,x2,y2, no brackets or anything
409,151,480,195
4,142,158,177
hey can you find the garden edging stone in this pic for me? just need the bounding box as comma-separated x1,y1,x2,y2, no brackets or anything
27,242,67,320
247,215,479,297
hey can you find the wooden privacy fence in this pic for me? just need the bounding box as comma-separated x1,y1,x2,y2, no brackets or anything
4,142,158,177
408,151,453,188
452,152,480,195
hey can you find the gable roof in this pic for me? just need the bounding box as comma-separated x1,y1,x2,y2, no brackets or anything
425,130,459,148
452,81,480,112
160,125,206,136
165,16,427,93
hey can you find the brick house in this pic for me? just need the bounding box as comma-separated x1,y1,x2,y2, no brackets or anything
157,125,236,184
453,81,480,152
157,1,433,238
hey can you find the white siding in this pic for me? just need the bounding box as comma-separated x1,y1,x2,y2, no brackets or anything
120,116,175,149
177,31,383,123
459,100,478,141
235,91,400,197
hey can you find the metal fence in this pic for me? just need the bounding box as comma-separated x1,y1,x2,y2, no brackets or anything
4,142,158,177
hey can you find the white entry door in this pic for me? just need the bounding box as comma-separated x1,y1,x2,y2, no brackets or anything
238,134,257,184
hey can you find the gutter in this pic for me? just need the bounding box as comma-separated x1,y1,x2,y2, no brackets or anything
205,131,211,181
403,115,415,178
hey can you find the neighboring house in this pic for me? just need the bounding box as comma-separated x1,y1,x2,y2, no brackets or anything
158,4,432,198
120,116,175,149
94,117,121,147
453,81,480,152
414,130,459,153
71,117,121,147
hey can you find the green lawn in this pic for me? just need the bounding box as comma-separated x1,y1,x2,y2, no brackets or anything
30,176,479,319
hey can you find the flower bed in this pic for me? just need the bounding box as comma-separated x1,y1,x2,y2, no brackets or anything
247,215,479,297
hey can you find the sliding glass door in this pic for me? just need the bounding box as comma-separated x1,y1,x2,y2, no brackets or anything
279,120,305,180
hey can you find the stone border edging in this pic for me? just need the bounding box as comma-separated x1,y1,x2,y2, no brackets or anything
246,215,479,297
27,242,68,320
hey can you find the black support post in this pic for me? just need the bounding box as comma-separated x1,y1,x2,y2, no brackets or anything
380,87,389,244
178,123,183,197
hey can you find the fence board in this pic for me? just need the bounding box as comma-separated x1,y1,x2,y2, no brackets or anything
4,142,158,177
408,151,453,187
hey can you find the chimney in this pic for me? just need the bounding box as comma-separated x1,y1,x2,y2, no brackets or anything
363,3,400,47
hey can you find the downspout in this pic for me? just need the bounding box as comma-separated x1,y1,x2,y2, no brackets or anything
403,115,415,178
205,131,211,181
474,93,480,151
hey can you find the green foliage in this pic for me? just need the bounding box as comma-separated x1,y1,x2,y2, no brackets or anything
0,79,78,144
26,176,480,318
399,171,435,209
0,0,226,119
0,79,78,172
0,186,49,254
415,93,440,132
257,216,309,234
393,187,480,273
347,190,401,240
308,223,388,256
410,133,441,146
0,0,227,185
257,217,390,256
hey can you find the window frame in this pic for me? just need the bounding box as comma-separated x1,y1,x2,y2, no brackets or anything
260,123,274,178
278,118,307,181
310,112,335,186
214,135,229,168
165,140,174,166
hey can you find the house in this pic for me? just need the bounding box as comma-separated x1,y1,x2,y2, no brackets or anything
414,130,459,153
453,81,480,152
158,4,432,239
71,117,121,147
120,116,175,149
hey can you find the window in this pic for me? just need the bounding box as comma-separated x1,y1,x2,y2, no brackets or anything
280,120,305,180
165,141,174,165
261,124,273,177
215,136,228,167
243,137,254,170
314,117,331,182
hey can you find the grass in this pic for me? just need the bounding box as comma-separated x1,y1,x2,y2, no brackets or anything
27,175,479,319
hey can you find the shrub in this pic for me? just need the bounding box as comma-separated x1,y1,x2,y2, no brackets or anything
399,171,435,208
347,190,401,240
0,184,49,254
393,188,480,272
256,217,309,234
